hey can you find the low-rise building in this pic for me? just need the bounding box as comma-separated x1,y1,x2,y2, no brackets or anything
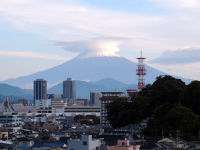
77,99,89,106
108,139,140,150
68,134,104,150
35,114,47,123
0,112,22,125
64,106,100,116
51,99,67,114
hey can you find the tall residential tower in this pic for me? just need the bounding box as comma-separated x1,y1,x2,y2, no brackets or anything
63,78,76,104
90,92,100,106
34,79,48,108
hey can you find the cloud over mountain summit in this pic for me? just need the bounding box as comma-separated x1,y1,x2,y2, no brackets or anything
51,38,124,58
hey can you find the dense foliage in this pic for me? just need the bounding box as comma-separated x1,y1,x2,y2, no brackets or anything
182,80,200,114
107,96,150,128
106,75,200,140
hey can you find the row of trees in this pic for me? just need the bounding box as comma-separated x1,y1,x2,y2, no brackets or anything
107,75,200,140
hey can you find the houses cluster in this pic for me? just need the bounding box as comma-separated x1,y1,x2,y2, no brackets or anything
0,77,199,149
0,111,142,149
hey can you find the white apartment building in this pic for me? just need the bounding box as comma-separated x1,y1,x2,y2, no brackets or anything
68,134,103,150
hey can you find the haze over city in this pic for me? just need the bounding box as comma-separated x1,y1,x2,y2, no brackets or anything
1,1,200,149
0,0,200,81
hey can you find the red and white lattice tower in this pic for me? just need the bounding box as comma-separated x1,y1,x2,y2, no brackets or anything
136,51,146,90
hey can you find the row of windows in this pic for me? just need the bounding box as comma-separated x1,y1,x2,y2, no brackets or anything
64,110,100,112
37,111,52,113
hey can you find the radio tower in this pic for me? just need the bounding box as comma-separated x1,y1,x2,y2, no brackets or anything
136,51,146,90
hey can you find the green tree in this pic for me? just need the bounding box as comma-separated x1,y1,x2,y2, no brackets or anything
106,75,200,140
144,103,174,136
107,96,151,128
182,80,200,114
165,104,200,140
107,98,129,128
145,104,200,140
150,75,185,105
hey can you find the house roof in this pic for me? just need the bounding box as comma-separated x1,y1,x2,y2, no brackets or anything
33,141,65,148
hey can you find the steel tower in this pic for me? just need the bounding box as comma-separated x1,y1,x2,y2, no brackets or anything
136,51,146,90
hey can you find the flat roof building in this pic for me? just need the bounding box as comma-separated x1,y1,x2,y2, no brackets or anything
64,106,100,116
68,134,103,150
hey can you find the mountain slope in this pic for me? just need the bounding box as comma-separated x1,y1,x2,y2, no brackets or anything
2,56,166,88
0,84,32,96
0,84,33,101
95,78,128,89
48,79,137,99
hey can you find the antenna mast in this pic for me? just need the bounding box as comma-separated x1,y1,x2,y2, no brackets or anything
136,51,146,90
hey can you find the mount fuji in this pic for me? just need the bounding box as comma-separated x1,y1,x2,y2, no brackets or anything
1,56,181,89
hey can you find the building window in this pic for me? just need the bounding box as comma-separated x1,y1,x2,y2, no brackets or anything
83,141,87,145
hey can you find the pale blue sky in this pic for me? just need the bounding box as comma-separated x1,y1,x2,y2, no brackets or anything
0,0,200,81
82,0,164,13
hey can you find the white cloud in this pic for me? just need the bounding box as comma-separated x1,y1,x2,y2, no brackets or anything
150,0,200,9
51,38,125,58
0,50,68,61
151,47,200,64
0,0,168,54
148,62,200,82
149,47,200,82
0,0,199,57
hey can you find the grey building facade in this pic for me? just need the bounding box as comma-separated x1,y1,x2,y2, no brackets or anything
63,78,76,104
33,79,47,105
90,92,100,106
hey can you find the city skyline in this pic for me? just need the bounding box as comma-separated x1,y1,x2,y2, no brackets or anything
0,0,200,81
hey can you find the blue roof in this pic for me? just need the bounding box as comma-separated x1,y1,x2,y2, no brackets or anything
17,145,31,150
33,141,65,148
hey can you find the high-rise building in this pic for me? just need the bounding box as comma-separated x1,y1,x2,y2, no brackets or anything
34,79,47,107
63,78,76,104
90,92,100,106
100,92,126,126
